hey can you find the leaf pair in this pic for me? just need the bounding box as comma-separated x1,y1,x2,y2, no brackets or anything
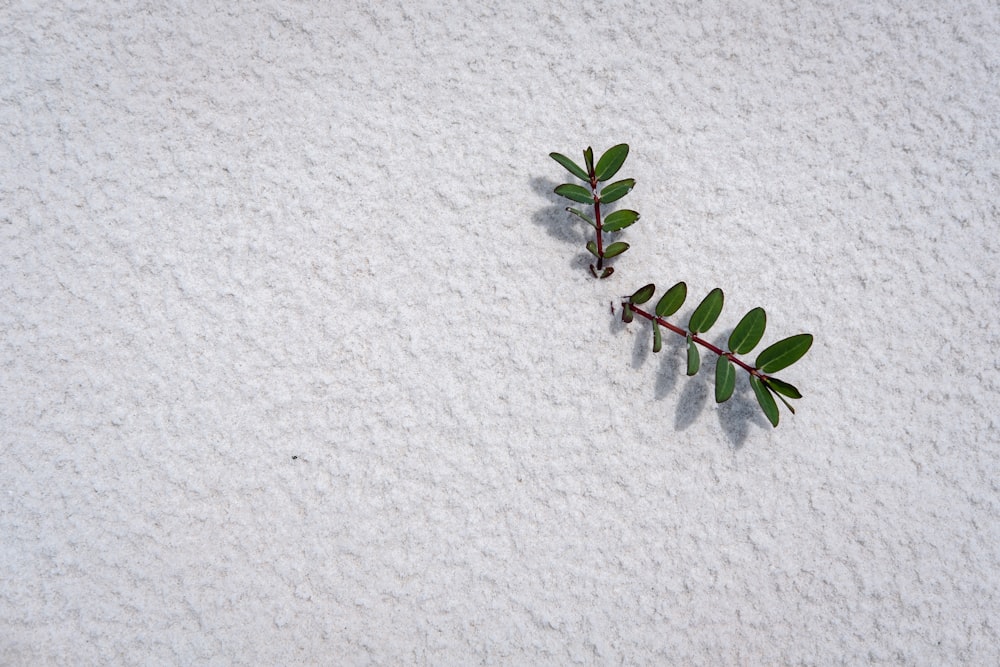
551,144,638,278
586,240,628,259
551,144,630,184
722,332,812,427
629,281,722,334
627,283,813,427
746,335,813,426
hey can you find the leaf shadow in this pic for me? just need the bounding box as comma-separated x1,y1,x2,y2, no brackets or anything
629,320,651,369
530,175,598,275
674,376,710,430
625,323,770,446
717,384,772,449
626,318,710,429
529,176,586,246
654,338,684,399
708,329,772,447
530,175,635,278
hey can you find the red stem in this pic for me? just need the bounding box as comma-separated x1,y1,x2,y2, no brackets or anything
628,304,765,378
590,171,604,269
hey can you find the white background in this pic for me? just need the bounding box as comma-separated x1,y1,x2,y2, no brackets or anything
2,0,998,663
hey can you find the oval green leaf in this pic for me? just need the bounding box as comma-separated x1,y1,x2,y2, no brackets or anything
599,178,635,204
755,333,813,373
630,283,656,305
594,143,629,182
622,303,634,323
584,147,595,175
655,282,687,317
762,377,802,399
769,389,796,414
652,320,662,353
686,335,700,376
729,307,767,355
554,183,593,204
565,207,596,228
750,375,779,427
549,152,589,181
688,287,724,334
715,356,736,403
603,241,629,258
585,240,599,257
603,209,639,232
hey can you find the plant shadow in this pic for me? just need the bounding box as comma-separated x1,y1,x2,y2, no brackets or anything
530,175,598,275
529,176,586,246
623,323,767,448
530,175,633,279
716,386,772,448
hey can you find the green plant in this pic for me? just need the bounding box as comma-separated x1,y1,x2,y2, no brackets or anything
623,283,812,427
550,143,813,427
550,144,638,279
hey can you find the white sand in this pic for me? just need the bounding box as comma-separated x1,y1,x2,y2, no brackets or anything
2,0,998,663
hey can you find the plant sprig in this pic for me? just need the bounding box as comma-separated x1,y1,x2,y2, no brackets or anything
550,144,638,279
623,283,813,427
548,142,814,428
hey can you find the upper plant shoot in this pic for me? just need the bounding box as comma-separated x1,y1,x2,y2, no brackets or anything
551,144,637,279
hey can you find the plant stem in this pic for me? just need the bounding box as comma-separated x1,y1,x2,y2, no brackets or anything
627,304,765,378
590,171,604,269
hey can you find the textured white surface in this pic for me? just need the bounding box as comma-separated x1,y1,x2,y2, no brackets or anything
2,0,999,664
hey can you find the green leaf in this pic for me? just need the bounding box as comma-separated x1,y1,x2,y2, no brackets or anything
554,183,593,204
599,179,635,204
755,333,813,373
602,209,639,232
750,375,779,427
655,282,687,317
565,207,596,228
594,143,629,182
688,288,725,334
630,283,655,305
715,356,736,403
603,241,629,258
729,307,767,355
584,147,595,175
652,320,662,353
771,389,796,414
599,267,614,279
622,303,634,323
585,240,599,257
762,377,802,400
549,152,589,181
686,335,700,376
